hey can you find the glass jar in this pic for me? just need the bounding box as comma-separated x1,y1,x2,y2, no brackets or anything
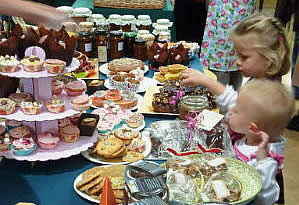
133,38,147,61
109,31,124,59
56,6,73,18
153,19,173,28
77,31,93,57
78,22,93,33
158,31,171,43
124,32,137,57
136,15,152,31
108,14,121,31
92,14,106,27
179,95,209,120
121,15,136,32
94,29,108,63
72,7,91,24
152,25,169,37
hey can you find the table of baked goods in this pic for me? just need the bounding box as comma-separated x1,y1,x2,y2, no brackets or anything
0,55,256,205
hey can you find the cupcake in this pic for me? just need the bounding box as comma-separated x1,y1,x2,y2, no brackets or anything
60,124,80,143
0,98,16,115
0,134,12,152
9,125,31,139
51,79,64,96
8,92,33,107
69,113,82,125
20,100,43,115
127,138,145,153
46,97,65,113
65,80,87,96
71,94,90,111
45,59,66,74
21,56,43,72
126,113,144,128
37,132,60,150
5,119,23,130
10,137,37,156
0,55,20,72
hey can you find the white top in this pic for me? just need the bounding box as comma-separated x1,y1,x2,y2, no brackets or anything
137,15,152,26
56,6,73,14
73,7,91,17
108,14,121,25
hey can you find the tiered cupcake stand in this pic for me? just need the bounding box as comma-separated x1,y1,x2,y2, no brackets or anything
0,58,99,161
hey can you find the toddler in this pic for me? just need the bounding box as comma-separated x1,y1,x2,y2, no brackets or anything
226,79,295,205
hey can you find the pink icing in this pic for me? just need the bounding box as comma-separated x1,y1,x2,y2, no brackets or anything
12,138,36,150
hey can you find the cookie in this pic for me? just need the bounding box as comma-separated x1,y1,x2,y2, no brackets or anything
122,151,144,163
114,128,140,140
88,180,105,195
167,64,187,73
96,137,124,158
76,171,101,190
79,175,104,192
110,177,125,190
113,189,124,199
82,166,105,180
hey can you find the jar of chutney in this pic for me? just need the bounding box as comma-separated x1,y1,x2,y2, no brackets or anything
133,38,147,61
109,31,124,59
94,29,108,63
77,31,93,57
124,32,137,57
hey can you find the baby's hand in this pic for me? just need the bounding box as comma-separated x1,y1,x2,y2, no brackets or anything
249,122,270,161
180,68,208,87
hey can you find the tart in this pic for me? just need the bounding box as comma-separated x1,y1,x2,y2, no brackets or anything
125,113,144,128
45,59,66,74
90,96,105,107
71,94,90,111
21,56,43,72
37,132,60,150
0,98,16,115
108,58,144,72
46,97,65,113
20,100,43,115
10,137,37,156
51,79,64,96
105,89,121,101
65,80,87,96
60,124,80,143
9,125,31,139
8,92,33,107
0,55,20,72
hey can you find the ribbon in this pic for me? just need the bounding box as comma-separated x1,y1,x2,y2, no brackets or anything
185,111,203,149
169,90,185,105
167,143,222,156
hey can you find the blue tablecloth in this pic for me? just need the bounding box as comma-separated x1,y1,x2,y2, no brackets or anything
0,56,255,205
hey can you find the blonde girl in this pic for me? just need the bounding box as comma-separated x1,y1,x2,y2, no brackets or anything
181,14,291,113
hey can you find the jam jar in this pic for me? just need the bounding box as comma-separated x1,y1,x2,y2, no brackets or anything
94,29,108,63
109,31,124,59
121,15,136,32
108,14,121,31
72,7,91,24
77,31,93,57
124,32,137,57
136,15,152,31
179,95,209,120
133,38,147,61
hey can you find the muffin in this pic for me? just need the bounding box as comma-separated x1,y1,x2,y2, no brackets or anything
20,100,43,115
8,92,33,107
65,80,87,96
51,79,64,96
10,137,37,156
21,56,43,72
37,132,60,150
5,119,23,130
46,97,65,113
0,55,20,72
45,59,66,74
126,113,144,128
60,124,80,143
9,125,31,139
71,94,90,111
0,98,16,115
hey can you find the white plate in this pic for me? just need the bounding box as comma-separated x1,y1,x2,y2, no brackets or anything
0,131,98,161
0,58,79,78
99,63,149,75
81,133,152,165
104,77,157,93
90,93,143,111
73,165,112,204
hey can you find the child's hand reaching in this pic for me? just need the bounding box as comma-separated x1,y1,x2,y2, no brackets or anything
249,122,270,161
180,68,208,87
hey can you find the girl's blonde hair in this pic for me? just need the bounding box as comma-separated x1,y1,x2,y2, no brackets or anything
230,14,291,77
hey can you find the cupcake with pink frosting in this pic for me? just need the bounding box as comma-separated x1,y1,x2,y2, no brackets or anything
37,132,60,150
10,137,37,156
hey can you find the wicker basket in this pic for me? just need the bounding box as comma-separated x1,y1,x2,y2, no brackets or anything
94,0,165,9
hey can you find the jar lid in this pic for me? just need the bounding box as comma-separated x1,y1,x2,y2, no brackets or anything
137,15,151,20
124,32,137,38
110,30,123,36
78,31,91,37
134,38,147,43
122,15,136,21
56,6,73,14
157,19,170,24
94,29,108,36
154,25,168,31
73,7,91,17
108,14,121,20
138,30,150,35
92,14,105,20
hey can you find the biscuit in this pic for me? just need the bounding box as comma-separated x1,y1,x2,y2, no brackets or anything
167,64,187,73
110,177,125,190
110,145,126,158
114,128,140,140
122,151,144,163
88,180,105,195
76,172,101,190
154,72,167,83
82,166,105,180
79,175,104,192
164,72,182,81
96,137,124,158
159,66,169,74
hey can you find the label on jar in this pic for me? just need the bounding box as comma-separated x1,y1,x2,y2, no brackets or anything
98,46,107,62
118,41,124,51
85,43,93,52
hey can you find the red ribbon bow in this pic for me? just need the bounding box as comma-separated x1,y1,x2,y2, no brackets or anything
167,143,222,156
